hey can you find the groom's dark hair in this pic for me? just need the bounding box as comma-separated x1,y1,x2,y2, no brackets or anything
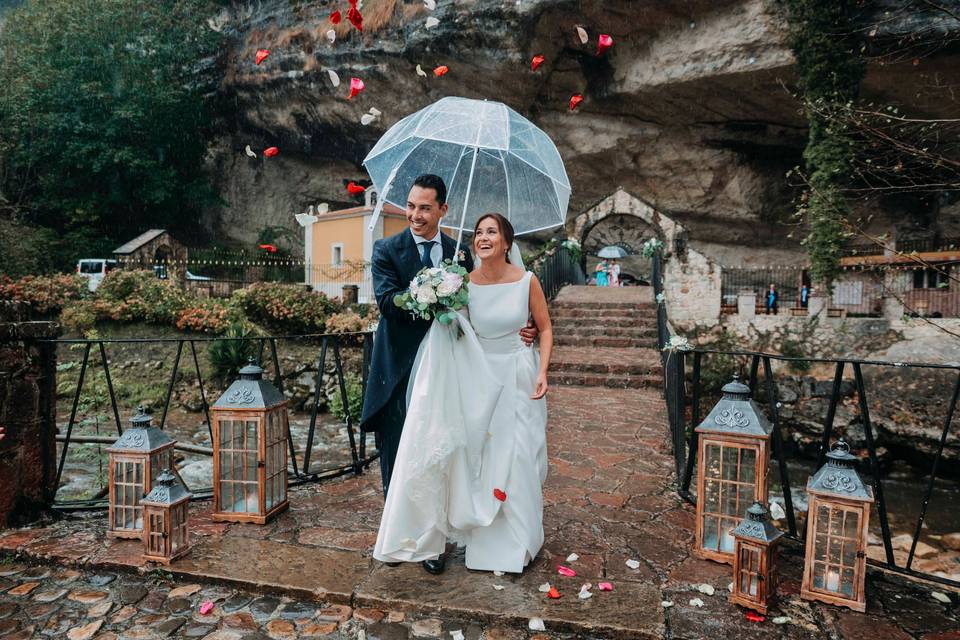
412,174,447,205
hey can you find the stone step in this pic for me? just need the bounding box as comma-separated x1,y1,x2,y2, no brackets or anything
550,307,654,318
554,335,655,348
551,314,648,328
551,300,657,310
548,371,661,389
552,325,658,338
549,346,661,376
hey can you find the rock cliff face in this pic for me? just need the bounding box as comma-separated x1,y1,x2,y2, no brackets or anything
205,0,960,262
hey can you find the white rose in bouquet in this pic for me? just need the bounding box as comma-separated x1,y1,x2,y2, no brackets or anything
436,272,463,297
416,286,438,305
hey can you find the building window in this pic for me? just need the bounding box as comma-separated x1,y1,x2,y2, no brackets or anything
913,268,949,290
331,243,344,266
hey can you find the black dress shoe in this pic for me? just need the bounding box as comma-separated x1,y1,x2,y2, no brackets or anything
422,555,446,575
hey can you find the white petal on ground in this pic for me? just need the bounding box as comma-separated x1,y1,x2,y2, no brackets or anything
697,584,715,596
931,591,951,603
424,0,436,9
244,145,256,157
425,16,440,28
625,559,641,569
772,616,791,625
449,631,464,640
566,553,579,562
326,29,336,44
494,570,504,576
361,113,376,125
369,107,382,116
689,598,705,607
492,585,504,591
528,618,546,631
538,583,551,593
769,501,786,520
576,26,588,44
327,69,340,87
660,601,674,608
578,584,593,600
416,64,428,77
727,582,734,593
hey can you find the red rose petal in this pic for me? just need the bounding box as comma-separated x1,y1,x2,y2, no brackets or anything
347,181,366,195
433,65,449,77
255,49,270,65
531,54,545,71
493,488,507,502
745,611,766,623
264,147,279,157
347,6,363,31
330,10,342,24
258,244,277,253
547,587,561,599
596,34,613,56
569,93,584,111
199,601,214,615
348,77,365,99
557,565,577,577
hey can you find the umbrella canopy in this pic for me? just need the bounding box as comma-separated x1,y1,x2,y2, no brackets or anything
597,245,629,259
363,97,571,238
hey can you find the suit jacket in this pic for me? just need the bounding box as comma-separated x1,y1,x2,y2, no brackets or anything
360,229,474,429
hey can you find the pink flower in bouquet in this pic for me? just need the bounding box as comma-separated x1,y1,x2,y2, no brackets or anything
436,272,463,297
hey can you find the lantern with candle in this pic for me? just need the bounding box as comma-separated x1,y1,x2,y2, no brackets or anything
730,502,784,614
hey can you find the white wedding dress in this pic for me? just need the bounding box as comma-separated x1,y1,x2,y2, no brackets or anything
373,271,548,573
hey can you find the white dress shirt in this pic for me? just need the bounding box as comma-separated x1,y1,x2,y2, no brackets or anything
411,228,443,268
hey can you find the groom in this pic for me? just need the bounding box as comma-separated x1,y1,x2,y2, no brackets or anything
361,174,536,574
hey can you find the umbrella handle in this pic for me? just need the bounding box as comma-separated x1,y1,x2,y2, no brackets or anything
367,166,399,231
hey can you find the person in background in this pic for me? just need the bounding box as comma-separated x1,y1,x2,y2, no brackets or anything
595,260,609,287
800,283,809,309
608,259,621,287
765,283,779,315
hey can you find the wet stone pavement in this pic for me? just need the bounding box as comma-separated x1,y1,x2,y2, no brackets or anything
1,286,959,638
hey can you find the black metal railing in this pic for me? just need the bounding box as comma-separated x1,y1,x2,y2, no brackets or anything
655,250,960,589
896,236,960,254
537,247,586,300
45,331,375,508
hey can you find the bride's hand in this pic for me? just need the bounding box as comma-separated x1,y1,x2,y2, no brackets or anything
530,372,548,399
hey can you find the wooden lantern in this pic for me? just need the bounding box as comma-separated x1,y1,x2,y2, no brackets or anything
801,440,873,612
730,502,784,614
211,360,289,524
106,407,175,538
694,375,772,563
141,468,192,564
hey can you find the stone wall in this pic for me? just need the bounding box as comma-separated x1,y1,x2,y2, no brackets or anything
0,302,60,528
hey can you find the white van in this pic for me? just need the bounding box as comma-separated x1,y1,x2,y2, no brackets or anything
76,259,117,292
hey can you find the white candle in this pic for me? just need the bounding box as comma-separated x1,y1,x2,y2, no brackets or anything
826,570,840,592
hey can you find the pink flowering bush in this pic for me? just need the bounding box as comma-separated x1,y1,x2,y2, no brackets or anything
0,273,88,313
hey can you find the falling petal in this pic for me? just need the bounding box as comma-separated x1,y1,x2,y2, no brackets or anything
449,631,464,640
492,585,504,591
348,77,365,99
244,145,256,158
255,48,270,65
596,33,613,56
697,584,715,596
689,598,704,608
330,9,342,24
772,616,791,625
347,181,366,195
569,93,584,111
493,488,507,502
433,65,449,77
347,5,363,31
557,565,576,577
769,502,786,520
326,29,336,44
598,582,613,592
576,25,588,44
425,16,440,28
566,553,579,562
660,601,673,608
264,147,279,157
727,582,734,593
327,69,341,87
199,602,214,615
369,107,382,116
424,0,436,8
932,591,951,603
528,618,546,632
625,559,641,570
547,587,561,599
416,64,428,77
361,113,376,125
538,583,551,593
745,611,765,623
531,54,545,71
259,244,278,253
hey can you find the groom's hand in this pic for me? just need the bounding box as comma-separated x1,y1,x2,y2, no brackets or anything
519,317,538,346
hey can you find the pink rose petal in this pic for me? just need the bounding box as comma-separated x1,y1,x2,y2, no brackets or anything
598,582,613,591
199,601,214,615
557,565,577,577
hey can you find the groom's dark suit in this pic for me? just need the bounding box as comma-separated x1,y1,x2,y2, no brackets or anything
360,228,473,496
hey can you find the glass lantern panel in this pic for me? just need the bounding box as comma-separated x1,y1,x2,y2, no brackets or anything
722,447,739,480
245,420,258,448
816,504,830,534
705,444,721,479
219,419,232,447
703,516,719,551
704,481,719,512
719,518,737,553
841,568,856,597
738,448,756,483
843,509,860,540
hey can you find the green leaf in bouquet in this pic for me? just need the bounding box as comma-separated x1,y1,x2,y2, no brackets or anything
393,294,405,308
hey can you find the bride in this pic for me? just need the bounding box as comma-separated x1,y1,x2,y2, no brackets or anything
373,212,553,574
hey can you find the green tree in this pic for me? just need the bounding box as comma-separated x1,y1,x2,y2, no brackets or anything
0,0,222,269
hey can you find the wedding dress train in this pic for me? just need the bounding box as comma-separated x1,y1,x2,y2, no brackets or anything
373,271,547,573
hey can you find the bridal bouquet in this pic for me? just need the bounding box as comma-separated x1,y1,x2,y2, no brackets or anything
393,260,470,325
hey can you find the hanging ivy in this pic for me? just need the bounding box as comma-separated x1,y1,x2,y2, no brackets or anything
781,0,865,288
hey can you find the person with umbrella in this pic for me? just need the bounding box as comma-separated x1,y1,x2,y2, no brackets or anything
595,260,610,286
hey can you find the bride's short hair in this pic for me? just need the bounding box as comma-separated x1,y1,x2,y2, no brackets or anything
473,213,515,262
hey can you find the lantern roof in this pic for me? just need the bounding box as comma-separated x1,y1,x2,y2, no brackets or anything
732,502,784,544
806,440,874,502
212,359,286,410
107,407,175,453
695,375,773,439
141,469,191,505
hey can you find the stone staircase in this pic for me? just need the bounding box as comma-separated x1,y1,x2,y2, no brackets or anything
547,285,661,389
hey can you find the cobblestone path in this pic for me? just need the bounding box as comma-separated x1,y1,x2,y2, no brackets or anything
0,286,957,638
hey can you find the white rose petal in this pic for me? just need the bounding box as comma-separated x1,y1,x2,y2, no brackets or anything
538,582,551,592
425,16,440,28
424,0,436,9
369,107,382,116
566,553,579,562
327,69,340,87
689,598,704,608
528,618,545,631
361,114,376,125
697,584,715,596
931,591,951,603
576,26,588,44
416,64,428,77
493,570,504,576
244,144,256,158
727,582,734,593
625,559,641,570
449,631,464,640
769,502,786,520
578,584,592,600
772,616,791,625
660,601,673,608
326,29,336,43
492,585,504,591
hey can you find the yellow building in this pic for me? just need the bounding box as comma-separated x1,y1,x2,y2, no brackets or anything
301,188,407,302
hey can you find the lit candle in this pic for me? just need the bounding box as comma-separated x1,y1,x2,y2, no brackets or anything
826,569,840,592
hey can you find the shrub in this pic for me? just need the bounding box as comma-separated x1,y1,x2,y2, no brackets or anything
328,373,363,424
96,270,189,325
207,323,258,382
0,273,88,313
60,300,98,333
325,311,367,334
175,300,232,334
233,283,340,334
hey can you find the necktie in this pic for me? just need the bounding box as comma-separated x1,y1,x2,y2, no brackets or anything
419,241,436,269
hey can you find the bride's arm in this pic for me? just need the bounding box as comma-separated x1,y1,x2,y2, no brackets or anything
528,275,552,400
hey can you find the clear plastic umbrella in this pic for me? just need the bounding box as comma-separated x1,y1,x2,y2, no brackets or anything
597,245,630,258
363,97,571,247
